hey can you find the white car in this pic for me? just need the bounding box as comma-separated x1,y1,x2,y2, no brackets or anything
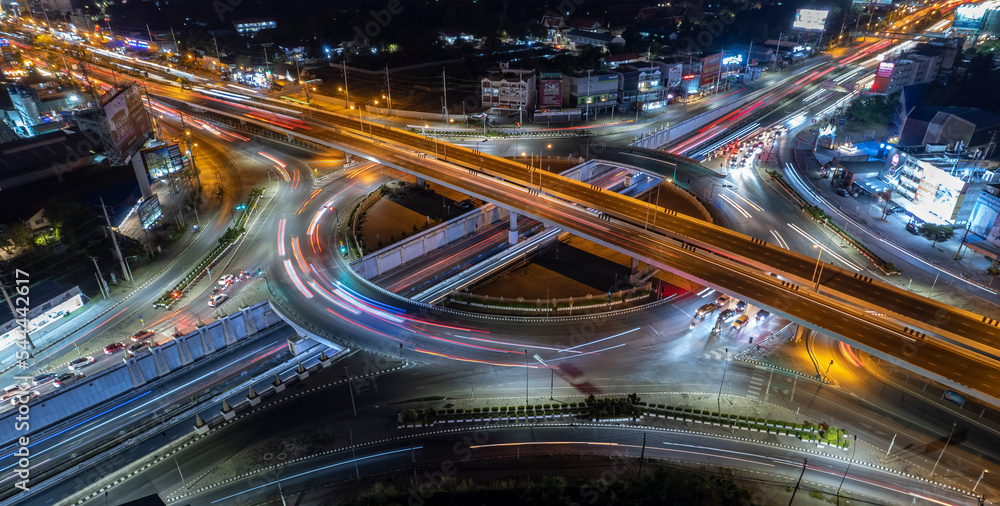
209,293,228,307
68,356,96,371
217,275,235,286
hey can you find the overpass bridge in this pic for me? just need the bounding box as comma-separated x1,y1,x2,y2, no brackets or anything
164,95,1000,407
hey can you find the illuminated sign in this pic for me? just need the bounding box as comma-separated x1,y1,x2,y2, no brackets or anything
793,9,829,30
124,38,149,49
953,3,987,30
722,54,743,66
876,62,894,78
137,195,162,230
700,53,722,87
891,153,901,167
0,38,8,47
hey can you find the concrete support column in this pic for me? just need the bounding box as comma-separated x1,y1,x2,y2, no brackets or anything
793,324,813,343
416,177,426,188
508,211,519,245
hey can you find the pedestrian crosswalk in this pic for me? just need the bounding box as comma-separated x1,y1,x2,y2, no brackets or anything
746,367,768,399
702,347,728,360
312,173,340,189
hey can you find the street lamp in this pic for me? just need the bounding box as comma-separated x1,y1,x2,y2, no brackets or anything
811,244,825,290
974,469,988,492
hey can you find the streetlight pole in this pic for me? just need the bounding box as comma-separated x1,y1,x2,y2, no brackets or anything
811,244,825,289
974,469,988,492
823,359,834,382
273,465,288,506
836,434,858,506
930,421,957,478
524,349,529,405
717,348,729,415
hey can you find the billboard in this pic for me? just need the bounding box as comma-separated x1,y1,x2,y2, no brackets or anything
872,62,894,93
538,73,562,108
137,194,162,230
0,38,8,47
852,0,892,5
667,63,683,88
700,53,722,87
793,9,830,30
102,84,152,156
915,164,967,220
141,143,185,178
952,3,987,30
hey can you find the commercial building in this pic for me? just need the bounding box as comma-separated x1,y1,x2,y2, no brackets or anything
617,64,668,112
234,18,276,36
871,54,941,96
882,150,995,226
898,106,1000,149
968,184,1000,250
563,29,624,50
563,70,619,118
480,63,535,122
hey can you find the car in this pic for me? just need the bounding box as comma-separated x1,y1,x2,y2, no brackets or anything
217,274,235,286
715,294,731,306
68,356,95,371
31,373,56,387
732,315,750,329
127,342,150,356
209,293,228,307
719,309,737,323
10,391,38,406
905,221,921,235
130,329,154,342
1,385,26,402
735,300,748,313
755,310,770,323
457,199,473,209
836,187,850,197
888,206,905,214
695,303,717,317
54,372,83,388
105,341,126,354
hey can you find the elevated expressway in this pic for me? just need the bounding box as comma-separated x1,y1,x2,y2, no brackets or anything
169,97,1000,406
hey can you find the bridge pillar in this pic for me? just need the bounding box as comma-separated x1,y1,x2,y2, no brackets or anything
793,324,813,343
624,173,633,187
508,211,518,245
416,177,426,188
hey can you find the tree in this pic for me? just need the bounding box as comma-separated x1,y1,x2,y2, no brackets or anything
848,93,900,125
918,223,954,248
0,222,33,255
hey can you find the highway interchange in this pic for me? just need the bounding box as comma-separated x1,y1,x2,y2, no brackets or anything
2,4,1000,503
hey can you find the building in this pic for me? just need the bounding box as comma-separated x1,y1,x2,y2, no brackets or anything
563,70,619,118
617,64,668,112
234,18,276,36
968,183,1000,250
881,150,996,226
564,29,624,50
908,39,963,83
0,281,83,358
438,29,478,46
898,105,1000,149
601,53,645,69
871,54,942,96
481,63,536,122
0,129,101,191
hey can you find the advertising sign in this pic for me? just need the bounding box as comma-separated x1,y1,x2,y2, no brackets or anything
913,163,967,220
700,53,722,87
0,38,8,47
852,0,892,5
102,84,152,156
538,73,562,108
141,143,185,178
137,194,162,230
793,9,830,30
872,62,894,93
667,63,683,88
952,4,987,30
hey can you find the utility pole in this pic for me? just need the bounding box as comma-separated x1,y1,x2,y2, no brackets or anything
789,458,808,506
637,432,647,477
170,27,178,53
343,64,350,107
263,47,270,75
345,365,357,417
441,68,449,122
0,274,34,348
213,34,221,61
774,32,783,73
385,64,393,116
89,256,109,300
100,197,132,284
180,114,202,194
524,349,529,405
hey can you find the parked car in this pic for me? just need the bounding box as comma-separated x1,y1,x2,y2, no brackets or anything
54,372,83,388
31,373,56,387
127,342,150,356
105,342,126,354
715,294,731,307
719,309,737,323
68,356,95,371
836,187,850,197
735,300,748,313
888,206,905,214
209,293,228,307
905,221,922,235
732,315,750,329
695,303,717,317
755,310,771,323
130,329,154,342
